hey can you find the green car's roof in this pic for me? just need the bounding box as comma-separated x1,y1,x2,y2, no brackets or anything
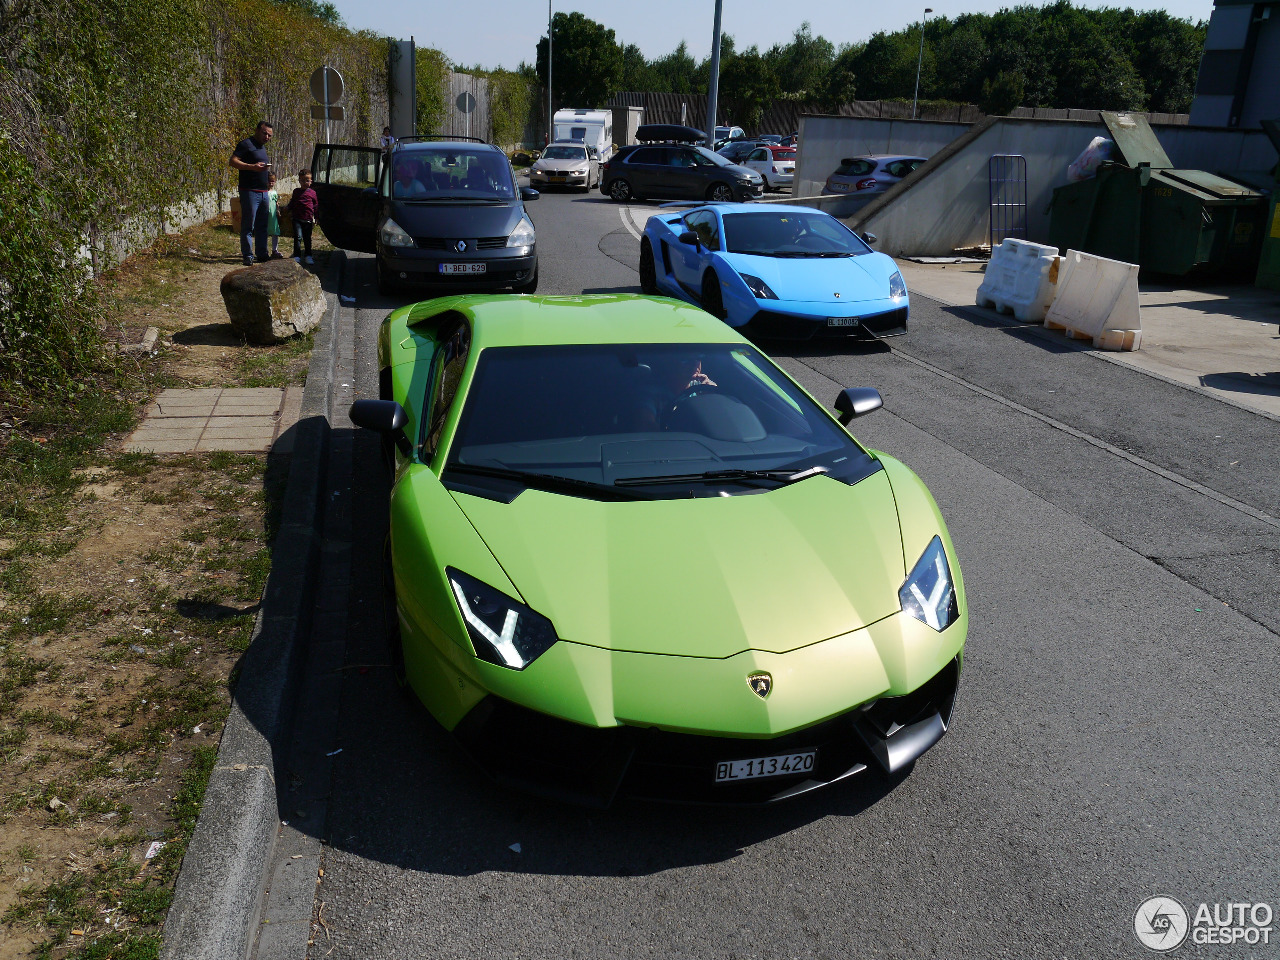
403,294,744,350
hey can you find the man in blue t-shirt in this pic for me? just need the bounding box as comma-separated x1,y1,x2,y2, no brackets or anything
230,121,274,266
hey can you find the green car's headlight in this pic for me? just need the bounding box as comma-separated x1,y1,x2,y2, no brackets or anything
446,568,558,670
899,536,958,631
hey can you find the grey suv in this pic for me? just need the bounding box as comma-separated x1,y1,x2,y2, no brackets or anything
600,143,763,203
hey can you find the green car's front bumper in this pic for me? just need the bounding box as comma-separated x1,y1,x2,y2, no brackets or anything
399,596,964,806
450,656,960,806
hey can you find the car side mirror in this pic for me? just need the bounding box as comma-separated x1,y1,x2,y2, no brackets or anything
834,387,883,425
860,232,878,245
679,230,700,246
520,187,540,201
350,399,412,455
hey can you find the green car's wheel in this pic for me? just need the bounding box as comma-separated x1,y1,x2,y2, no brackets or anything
701,270,726,320
707,182,734,202
639,240,658,293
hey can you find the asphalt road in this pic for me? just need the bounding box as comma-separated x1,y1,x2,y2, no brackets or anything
288,187,1280,960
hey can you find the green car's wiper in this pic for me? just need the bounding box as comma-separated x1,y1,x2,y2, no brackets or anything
615,465,827,487
448,463,646,500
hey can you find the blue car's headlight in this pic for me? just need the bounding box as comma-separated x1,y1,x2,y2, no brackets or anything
899,536,958,631
889,270,907,300
446,568,558,669
740,273,778,299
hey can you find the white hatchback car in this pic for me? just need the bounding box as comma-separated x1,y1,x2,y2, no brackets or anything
743,145,797,191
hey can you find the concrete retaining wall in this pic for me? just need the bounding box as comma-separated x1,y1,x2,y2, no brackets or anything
792,116,973,199
818,116,1279,256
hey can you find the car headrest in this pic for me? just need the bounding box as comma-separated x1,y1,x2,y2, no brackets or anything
665,392,766,442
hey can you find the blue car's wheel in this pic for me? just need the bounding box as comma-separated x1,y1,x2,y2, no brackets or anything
701,271,726,320
639,240,657,293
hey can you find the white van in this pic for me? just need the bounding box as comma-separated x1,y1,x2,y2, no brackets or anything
553,109,613,162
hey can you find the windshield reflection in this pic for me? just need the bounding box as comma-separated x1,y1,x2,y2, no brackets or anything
444,343,876,499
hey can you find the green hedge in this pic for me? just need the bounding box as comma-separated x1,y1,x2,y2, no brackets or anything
0,0,388,403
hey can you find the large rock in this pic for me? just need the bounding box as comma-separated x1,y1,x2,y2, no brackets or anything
220,260,326,345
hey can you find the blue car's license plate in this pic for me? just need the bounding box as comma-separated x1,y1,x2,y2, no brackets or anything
827,317,859,327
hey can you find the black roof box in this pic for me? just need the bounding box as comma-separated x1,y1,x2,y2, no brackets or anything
635,124,707,144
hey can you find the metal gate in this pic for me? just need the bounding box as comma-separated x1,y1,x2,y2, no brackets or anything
989,155,1027,248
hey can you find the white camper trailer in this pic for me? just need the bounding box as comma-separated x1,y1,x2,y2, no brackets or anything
553,109,613,161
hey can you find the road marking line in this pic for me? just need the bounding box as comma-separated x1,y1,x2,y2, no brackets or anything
619,205,643,241
886,347,1280,530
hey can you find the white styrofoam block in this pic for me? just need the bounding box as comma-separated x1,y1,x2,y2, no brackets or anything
976,237,1062,323
1045,249,1142,351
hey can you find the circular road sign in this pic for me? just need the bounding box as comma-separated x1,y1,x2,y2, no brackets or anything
309,66,345,105
456,91,477,115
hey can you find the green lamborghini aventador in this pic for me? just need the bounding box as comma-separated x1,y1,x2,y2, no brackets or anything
350,294,966,805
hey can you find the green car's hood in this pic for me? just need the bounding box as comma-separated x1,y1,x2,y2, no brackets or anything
451,470,905,658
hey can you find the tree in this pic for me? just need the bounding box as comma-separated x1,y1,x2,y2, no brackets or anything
818,43,861,110
534,11,623,108
717,46,781,129
980,71,1024,115
650,40,701,94
618,43,655,94
269,0,343,27
765,22,835,100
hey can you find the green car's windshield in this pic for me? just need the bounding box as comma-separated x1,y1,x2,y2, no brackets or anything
722,211,871,258
443,343,877,499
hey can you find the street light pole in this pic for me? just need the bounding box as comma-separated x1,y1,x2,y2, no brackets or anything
547,0,553,146
912,7,933,120
705,0,723,149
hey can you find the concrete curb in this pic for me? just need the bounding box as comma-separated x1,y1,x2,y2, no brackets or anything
159,251,345,960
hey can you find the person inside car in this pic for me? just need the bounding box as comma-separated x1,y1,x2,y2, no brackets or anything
627,355,717,431
393,160,428,198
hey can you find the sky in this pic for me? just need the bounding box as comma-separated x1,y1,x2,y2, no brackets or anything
329,0,1215,71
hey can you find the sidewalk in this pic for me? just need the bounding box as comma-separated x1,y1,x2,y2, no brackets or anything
897,261,1280,418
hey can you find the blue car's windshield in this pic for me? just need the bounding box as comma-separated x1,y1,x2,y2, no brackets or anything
388,148,515,201
721,211,871,258
444,343,877,499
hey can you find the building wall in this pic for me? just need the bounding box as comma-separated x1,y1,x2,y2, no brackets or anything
1189,0,1280,128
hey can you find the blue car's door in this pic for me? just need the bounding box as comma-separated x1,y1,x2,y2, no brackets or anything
669,210,719,297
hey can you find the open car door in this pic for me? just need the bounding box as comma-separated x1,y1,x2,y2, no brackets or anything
310,144,382,254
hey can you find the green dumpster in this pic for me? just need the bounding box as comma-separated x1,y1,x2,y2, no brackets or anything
1049,112,1267,279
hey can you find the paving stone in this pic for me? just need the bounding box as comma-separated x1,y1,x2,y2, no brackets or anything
195,437,273,452
146,400,216,418
203,416,279,428
221,388,286,399
128,426,206,441
124,439,201,453
202,426,278,440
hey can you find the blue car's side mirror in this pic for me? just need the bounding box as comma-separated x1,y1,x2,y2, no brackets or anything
521,187,540,201
679,230,699,246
